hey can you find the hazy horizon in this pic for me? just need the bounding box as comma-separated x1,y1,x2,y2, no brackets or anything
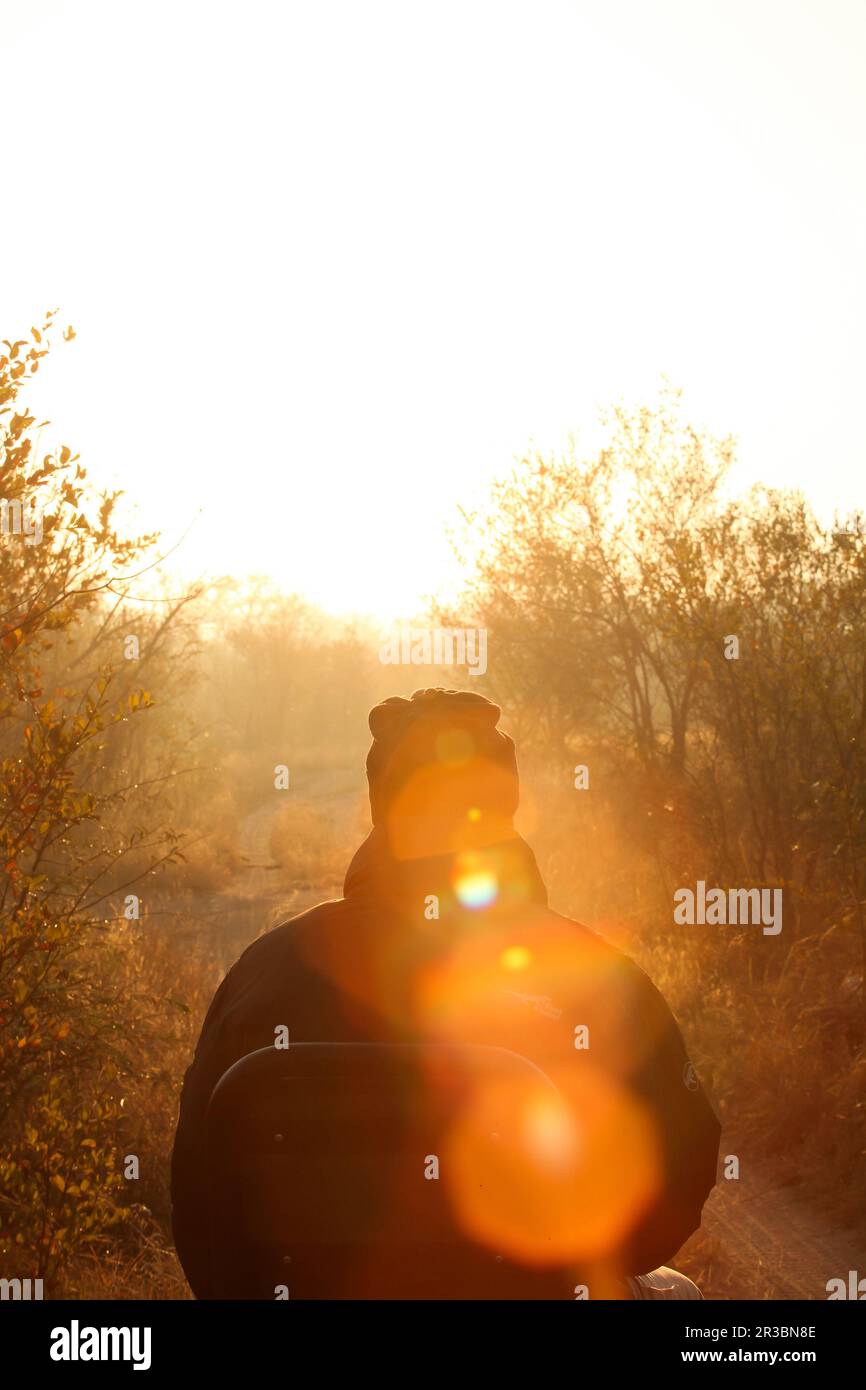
4,0,865,620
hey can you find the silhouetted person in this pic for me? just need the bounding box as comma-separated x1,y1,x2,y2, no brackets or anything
172,688,720,1298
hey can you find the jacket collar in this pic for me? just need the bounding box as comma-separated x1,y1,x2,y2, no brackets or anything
343,824,548,917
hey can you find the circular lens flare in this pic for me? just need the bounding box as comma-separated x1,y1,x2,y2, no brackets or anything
455,868,498,909
445,1066,662,1265
500,945,532,971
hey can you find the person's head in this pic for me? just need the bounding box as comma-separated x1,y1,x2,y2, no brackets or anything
365,688,520,860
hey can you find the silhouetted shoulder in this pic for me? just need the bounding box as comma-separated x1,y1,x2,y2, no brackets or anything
228,896,348,969
546,906,656,985
543,907,691,1050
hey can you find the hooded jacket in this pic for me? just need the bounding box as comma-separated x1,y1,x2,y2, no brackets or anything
171,690,720,1297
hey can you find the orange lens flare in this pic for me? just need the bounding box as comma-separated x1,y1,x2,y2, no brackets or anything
443,1066,662,1266
499,945,532,971
414,918,670,1077
454,867,498,909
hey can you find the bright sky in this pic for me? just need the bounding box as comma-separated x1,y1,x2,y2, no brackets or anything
3,0,865,619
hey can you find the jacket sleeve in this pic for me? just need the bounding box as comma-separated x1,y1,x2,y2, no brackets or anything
619,963,721,1276
170,967,242,1299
